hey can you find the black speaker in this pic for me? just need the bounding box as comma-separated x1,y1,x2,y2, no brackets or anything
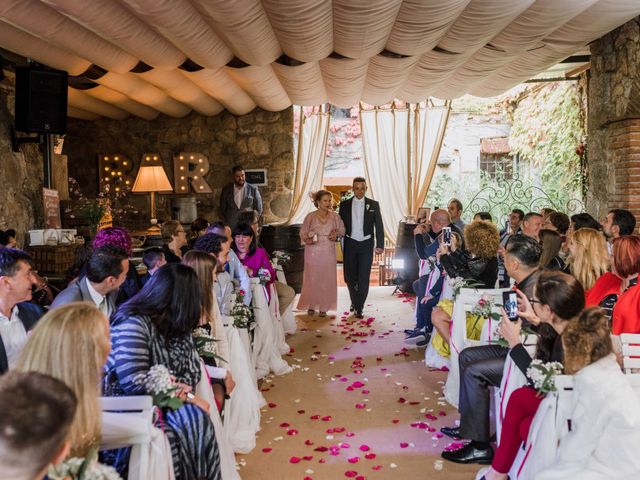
15,67,68,134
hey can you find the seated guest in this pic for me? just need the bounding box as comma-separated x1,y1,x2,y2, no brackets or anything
565,227,608,290
187,217,210,250
0,371,77,480
538,229,565,270
569,212,602,232
543,211,570,236
206,222,252,306
92,227,141,304
0,248,43,374
430,220,500,354
161,220,187,263
0,229,17,248
521,212,544,242
611,235,640,336
15,303,109,458
182,250,235,408
51,245,128,319
407,209,462,345
103,264,221,479
498,208,524,288
140,247,166,286
536,308,640,480
232,222,276,301
444,271,584,465
194,234,236,314
602,208,636,246
473,212,493,222
237,210,261,239
439,236,541,462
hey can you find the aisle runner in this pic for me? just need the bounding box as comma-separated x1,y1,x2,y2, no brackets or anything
238,287,476,480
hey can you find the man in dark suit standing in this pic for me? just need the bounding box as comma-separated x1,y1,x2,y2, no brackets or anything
0,249,44,374
339,177,384,319
219,165,263,229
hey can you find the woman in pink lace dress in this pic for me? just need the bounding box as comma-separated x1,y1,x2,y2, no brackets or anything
298,190,346,317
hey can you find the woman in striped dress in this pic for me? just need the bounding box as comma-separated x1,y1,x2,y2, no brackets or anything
103,263,221,480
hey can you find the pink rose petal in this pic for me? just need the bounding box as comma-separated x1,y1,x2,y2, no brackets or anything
346,432,355,437
400,442,409,448
348,457,359,464
355,403,366,409
365,453,376,460
359,445,370,452
372,465,383,471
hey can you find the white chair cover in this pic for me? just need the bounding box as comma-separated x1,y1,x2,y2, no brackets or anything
250,279,292,378
507,375,574,480
195,361,242,480
445,287,510,407
494,339,538,444
223,315,265,454
100,396,175,480
275,266,297,334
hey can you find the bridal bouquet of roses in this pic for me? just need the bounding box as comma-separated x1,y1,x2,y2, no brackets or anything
527,360,563,395
193,326,226,365
48,447,121,480
257,267,271,286
231,289,255,329
134,364,184,410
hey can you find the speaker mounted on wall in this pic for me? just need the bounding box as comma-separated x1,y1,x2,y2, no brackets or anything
15,66,68,135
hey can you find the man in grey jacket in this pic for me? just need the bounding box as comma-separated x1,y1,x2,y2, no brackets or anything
219,165,263,229
51,245,128,319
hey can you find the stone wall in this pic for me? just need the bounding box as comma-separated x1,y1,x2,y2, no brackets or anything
0,73,44,243
588,16,640,221
64,107,294,229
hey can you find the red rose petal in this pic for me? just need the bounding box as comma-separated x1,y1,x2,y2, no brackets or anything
289,456,301,464
355,403,366,409
305,439,314,446
319,458,326,463
391,419,400,424
262,447,272,453
279,422,290,428
400,442,409,448
361,389,370,394
333,427,346,433
359,445,370,452
346,432,355,437
321,415,332,421
372,465,382,471
287,429,299,436
268,403,277,408
345,471,358,478
303,455,313,461
348,457,359,464
314,446,328,452
298,410,306,414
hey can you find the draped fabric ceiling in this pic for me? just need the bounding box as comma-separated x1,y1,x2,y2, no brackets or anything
1,0,639,120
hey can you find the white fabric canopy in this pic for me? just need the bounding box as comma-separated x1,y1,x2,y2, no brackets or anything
283,108,331,226
361,102,450,243
0,0,639,118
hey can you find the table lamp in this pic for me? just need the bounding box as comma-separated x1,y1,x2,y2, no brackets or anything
131,162,173,235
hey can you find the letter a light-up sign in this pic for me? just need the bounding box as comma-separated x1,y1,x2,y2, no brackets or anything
173,152,212,194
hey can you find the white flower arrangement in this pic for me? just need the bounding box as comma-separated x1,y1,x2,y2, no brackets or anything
527,360,564,395
448,276,483,299
48,448,122,480
193,327,226,365
257,267,272,286
134,364,183,410
271,250,292,267
231,289,255,329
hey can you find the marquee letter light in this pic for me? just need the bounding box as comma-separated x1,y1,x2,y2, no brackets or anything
173,152,212,193
98,153,135,193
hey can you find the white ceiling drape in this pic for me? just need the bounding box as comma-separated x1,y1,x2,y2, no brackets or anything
0,0,638,119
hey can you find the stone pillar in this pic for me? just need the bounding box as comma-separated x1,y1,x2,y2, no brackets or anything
587,16,640,220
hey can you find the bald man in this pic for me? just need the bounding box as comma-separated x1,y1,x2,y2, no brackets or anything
406,209,463,345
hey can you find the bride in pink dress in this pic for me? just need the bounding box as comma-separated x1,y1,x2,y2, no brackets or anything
298,190,345,317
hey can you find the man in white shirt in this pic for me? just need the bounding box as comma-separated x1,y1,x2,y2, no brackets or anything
339,177,384,319
51,245,129,318
0,249,43,373
219,165,263,229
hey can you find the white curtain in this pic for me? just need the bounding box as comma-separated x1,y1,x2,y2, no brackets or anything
281,107,330,225
361,102,450,244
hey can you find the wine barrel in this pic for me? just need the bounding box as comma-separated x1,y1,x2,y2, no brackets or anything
394,221,420,293
260,224,304,293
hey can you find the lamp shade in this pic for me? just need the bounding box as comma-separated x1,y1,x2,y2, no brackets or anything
131,165,173,193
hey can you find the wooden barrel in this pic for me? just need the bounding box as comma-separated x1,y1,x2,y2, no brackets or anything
394,221,420,293
260,224,304,293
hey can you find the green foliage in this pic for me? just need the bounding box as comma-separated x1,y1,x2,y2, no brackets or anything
509,82,584,208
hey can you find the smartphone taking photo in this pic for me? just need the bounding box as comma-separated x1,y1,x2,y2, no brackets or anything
502,290,519,321
442,226,452,246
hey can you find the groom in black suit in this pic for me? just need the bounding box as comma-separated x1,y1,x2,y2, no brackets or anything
339,177,384,319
